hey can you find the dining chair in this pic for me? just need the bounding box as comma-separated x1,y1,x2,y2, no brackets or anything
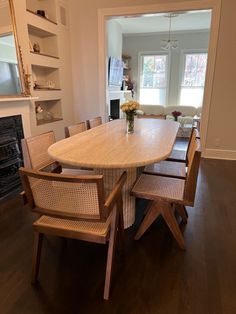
65,121,87,137
21,131,61,172
143,128,198,179
19,168,127,300
21,131,94,175
87,116,102,129
131,138,201,249
166,126,199,164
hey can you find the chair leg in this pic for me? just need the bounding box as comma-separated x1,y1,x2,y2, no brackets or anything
134,201,161,240
104,207,118,300
117,197,125,249
31,230,43,284
161,203,186,250
176,204,188,224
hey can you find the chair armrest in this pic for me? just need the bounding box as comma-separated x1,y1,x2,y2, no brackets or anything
104,171,127,211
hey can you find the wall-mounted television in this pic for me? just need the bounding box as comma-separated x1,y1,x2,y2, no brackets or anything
108,57,123,87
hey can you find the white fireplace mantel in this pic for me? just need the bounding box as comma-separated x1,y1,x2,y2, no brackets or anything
0,97,35,137
0,97,37,102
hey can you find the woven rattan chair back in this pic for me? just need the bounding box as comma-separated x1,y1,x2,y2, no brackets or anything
184,138,201,204
20,168,108,221
65,122,87,137
87,116,102,129
21,131,55,170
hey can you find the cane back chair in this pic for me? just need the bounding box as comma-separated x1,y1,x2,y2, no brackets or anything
21,131,60,172
19,168,127,300
131,138,201,250
143,128,198,179
21,131,93,175
87,116,102,129
65,121,87,137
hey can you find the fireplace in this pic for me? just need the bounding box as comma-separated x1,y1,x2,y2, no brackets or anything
0,115,24,201
109,99,120,120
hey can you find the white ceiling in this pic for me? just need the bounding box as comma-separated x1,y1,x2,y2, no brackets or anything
114,10,212,34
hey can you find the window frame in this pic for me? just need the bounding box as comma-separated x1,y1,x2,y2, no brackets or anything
138,51,170,105
178,49,208,106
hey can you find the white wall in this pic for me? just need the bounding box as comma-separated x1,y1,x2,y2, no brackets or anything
123,31,210,106
68,0,236,159
107,19,122,59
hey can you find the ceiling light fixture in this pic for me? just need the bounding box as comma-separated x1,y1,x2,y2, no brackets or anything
161,13,179,50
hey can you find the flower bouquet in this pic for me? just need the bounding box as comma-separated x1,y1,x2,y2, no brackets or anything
121,100,140,133
172,110,182,121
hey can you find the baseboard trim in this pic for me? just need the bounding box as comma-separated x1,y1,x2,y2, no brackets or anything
203,148,236,160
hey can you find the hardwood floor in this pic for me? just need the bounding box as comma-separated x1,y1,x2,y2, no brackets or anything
0,158,236,314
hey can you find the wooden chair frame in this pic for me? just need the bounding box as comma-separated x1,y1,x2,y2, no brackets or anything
65,121,87,137
167,127,195,164
132,139,201,250
143,128,199,180
19,167,127,299
87,116,102,129
21,131,61,173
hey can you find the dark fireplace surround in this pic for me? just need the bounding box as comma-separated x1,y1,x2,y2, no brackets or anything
109,99,120,120
0,115,24,201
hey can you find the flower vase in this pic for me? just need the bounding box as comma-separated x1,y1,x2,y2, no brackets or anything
126,113,134,134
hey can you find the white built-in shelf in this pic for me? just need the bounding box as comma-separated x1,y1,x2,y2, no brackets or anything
32,65,60,90
28,24,59,59
31,90,62,101
37,118,63,125
26,0,64,128
35,99,62,126
34,88,61,91
26,9,57,25
30,51,59,59
0,97,38,102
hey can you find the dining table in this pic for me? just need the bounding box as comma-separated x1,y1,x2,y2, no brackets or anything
48,118,179,228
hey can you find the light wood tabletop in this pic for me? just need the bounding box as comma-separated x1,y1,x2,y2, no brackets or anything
48,118,179,228
48,118,179,169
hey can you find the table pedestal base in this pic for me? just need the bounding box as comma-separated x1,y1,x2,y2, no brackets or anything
95,168,137,228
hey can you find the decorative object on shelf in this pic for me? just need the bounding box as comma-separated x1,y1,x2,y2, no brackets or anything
161,13,179,50
121,100,140,134
35,104,44,120
23,65,31,96
47,80,55,89
36,10,46,17
172,110,182,121
43,110,53,121
33,42,40,53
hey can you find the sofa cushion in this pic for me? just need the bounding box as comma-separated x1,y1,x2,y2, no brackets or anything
164,105,197,117
139,105,164,115
178,116,193,124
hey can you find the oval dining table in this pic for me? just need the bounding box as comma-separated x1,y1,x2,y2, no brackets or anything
48,118,179,228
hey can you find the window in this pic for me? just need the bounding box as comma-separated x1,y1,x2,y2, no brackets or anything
180,52,208,107
139,54,168,105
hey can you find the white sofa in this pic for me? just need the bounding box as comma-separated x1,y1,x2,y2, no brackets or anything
138,105,202,137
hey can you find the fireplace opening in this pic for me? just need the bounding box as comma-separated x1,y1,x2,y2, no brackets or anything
109,99,120,120
0,115,24,202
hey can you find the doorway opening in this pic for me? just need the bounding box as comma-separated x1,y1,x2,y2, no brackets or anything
98,1,221,156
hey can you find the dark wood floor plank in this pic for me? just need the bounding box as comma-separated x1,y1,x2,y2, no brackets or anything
0,158,236,314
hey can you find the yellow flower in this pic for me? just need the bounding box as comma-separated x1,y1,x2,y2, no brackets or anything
121,100,140,113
